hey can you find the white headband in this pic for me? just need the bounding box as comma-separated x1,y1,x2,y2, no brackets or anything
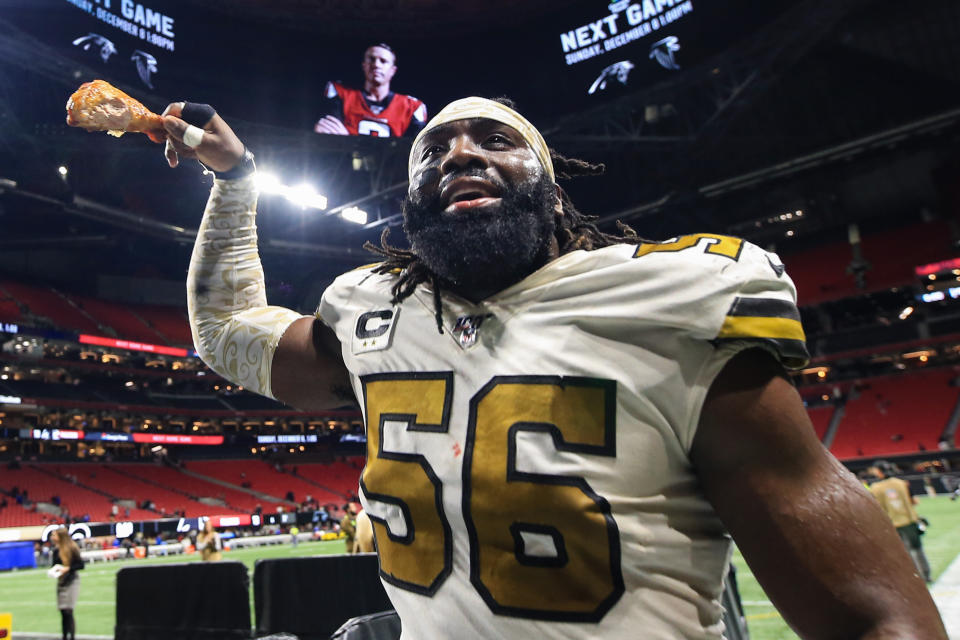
408,97,555,182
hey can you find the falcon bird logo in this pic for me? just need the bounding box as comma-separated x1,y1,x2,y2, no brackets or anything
587,60,635,95
131,50,158,89
72,33,117,63
649,36,681,71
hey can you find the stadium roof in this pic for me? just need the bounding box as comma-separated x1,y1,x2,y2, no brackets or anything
0,0,958,307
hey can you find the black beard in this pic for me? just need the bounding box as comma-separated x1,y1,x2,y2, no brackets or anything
402,172,557,299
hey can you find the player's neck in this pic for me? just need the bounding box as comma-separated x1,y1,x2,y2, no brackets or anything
364,82,391,102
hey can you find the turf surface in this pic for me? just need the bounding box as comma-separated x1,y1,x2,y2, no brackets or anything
0,537,351,637
731,494,960,639
2,495,959,638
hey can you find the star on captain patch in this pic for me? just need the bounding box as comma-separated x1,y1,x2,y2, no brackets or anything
452,314,492,349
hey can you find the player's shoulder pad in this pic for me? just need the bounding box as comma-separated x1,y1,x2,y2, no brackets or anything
350,262,384,272
632,233,747,265
712,240,808,368
630,234,807,368
316,263,400,325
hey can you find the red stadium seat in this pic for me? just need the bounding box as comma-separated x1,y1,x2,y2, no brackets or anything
294,458,365,500
135,305,194,347
829,368,960,459
55,463,247,519
0,281,101,334
0,293,22,322
108,463,268,514
807,405,834,442
72,296,169,345
195,460,345,505
782,221,955,306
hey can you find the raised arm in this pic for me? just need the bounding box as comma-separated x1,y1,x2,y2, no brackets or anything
692,349,946,639
163,103,352,410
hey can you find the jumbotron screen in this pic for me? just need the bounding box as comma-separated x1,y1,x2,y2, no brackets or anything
8,0,799,135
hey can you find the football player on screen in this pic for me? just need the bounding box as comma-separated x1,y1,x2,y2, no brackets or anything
162,96,946,638
314,43,427,138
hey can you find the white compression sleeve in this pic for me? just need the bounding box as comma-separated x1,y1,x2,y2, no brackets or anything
187,174,304,399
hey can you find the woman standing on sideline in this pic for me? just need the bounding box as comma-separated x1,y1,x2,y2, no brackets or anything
196,519,222,561
50,527,84,640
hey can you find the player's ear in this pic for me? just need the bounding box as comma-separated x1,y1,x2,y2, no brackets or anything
553,183,564,218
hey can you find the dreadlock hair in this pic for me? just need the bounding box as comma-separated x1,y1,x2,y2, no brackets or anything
362,98,640,334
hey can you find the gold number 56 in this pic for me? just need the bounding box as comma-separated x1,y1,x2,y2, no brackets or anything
361,373,623,621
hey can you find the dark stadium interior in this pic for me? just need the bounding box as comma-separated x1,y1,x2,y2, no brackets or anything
2,0,960,637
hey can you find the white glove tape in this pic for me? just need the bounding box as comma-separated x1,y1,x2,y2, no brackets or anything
183,124,205,149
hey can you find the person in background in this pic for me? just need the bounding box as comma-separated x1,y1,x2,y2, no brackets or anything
196,519,223,562
50,527,84,640
315,43,426,138
869,466,932,583
354,509,374,554
340,503,358,554
290,524,300,548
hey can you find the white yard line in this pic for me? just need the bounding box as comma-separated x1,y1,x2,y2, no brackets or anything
1,600,114,606
933,553,960,640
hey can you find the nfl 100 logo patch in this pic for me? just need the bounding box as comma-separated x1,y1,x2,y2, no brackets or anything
452,313,492,349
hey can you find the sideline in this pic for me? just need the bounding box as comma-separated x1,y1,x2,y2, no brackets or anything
933,552,960,640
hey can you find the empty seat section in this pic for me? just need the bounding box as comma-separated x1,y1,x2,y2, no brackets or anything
136,305,193,346
1,465,146,523
0,294,22,322
196,460,340,504
1,281,101,333
830,369,959,459
0,501,47,527
782,221,953,306
296,459,363,499
117,463,266,513
807,406,834,442
73,296,168,345
87,465,243,518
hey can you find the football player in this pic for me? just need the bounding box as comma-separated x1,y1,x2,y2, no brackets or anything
162,98,946,639
314,43,427,138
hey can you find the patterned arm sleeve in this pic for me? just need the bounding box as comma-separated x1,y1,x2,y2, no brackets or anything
187,174,305,399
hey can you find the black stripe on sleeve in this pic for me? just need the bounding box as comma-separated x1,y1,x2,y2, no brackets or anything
726,297,801,322
714,337,811,369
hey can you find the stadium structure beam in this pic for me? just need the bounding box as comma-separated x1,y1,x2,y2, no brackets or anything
0,183,366,260
595,104,960,226
0,235,112,249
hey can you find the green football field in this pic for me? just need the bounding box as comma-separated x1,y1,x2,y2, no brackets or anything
0,537,353,637
2,495,959,638
732,495,960,639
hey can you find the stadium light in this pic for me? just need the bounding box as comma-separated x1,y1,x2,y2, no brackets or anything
285,183,326,210
58,166,68,177
341,207,368,225
254,171,328,211
255,172,283,194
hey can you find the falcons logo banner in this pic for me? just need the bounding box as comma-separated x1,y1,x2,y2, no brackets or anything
73,33,117,63
649,36,681,70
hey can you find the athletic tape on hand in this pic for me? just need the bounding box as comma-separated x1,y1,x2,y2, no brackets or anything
183,125,204,149
181,102,216,128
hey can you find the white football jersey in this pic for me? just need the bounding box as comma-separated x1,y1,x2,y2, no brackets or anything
317,235,807,640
